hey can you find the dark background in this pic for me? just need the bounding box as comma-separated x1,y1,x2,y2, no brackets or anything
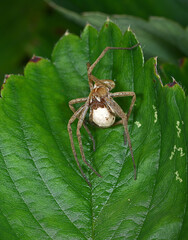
0,0,188,85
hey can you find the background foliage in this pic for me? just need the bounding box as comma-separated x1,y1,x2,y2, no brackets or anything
1,0,188,87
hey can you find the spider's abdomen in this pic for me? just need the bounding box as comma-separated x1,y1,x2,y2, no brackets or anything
92,106,115,128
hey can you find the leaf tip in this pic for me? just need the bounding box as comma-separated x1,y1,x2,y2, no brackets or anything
0,74,12,97
29,55,42,63
165,77,186,97
127,25,131,31
123,26,140,48
106,16,111,22
83,22,94,32
167,77,177,88
85,22,91,27
104,16,112,27
64,29,69,36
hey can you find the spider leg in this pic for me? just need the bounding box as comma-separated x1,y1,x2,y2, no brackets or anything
87,62,102,91
111,92,136,145
104,97,137,180
69,98,95,151
113,120,123,126
110,92,136,121
88,44,140,76
76,101,102,178
86,63,94,91
67,104,91,187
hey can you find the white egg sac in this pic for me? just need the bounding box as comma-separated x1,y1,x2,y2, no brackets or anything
92,107,115,127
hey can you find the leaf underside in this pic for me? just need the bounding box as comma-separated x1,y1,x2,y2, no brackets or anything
0,22,187,240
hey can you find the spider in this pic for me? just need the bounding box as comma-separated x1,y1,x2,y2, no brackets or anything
67,44,139,187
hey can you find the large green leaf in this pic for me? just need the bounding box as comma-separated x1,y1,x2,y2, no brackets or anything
0,21,187,239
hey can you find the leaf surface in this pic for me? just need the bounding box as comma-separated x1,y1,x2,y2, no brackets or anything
0,22,187,240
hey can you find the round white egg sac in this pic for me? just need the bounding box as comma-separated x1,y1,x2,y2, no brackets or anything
92,107,115,127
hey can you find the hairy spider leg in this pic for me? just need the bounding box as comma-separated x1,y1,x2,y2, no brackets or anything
68,105,91,186
110,92,136,121
86,62,94,91
76,100,102,179
87,44,140,76
104,96,137,180
69,98,95,151
68,100,102,187
111,92,136,145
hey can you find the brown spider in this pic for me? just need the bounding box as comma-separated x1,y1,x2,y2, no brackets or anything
67,44,139,186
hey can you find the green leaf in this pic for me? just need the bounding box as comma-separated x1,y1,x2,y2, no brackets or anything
45,3,188,64
46,0,188,26
0,21,187,239
82,13,188,63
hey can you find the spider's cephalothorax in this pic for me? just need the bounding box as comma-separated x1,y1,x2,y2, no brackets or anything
67,45,139,187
